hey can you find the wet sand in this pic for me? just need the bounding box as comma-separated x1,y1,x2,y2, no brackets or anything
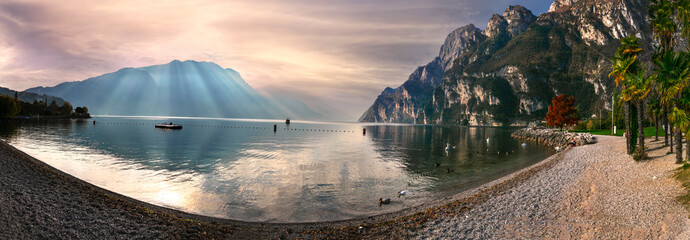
1,136,688,239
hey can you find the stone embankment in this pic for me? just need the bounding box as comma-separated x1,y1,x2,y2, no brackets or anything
511,128,596,148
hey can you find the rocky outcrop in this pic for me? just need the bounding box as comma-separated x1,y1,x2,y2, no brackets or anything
503,5,537,38
438,24,487,70
361,0,652,125
549,0,580,12
511,128,596,148
485,14,508,38
358,24,485,123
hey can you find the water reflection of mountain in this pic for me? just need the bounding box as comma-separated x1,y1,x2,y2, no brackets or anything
88,120,257,173
0,118,553,222
365,125,553,193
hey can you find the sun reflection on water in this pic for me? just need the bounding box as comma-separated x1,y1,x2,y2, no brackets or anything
154,190,184,207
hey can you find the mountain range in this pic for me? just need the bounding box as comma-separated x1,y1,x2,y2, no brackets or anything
26,60,323,120
0,86,67,106
359,0,652,125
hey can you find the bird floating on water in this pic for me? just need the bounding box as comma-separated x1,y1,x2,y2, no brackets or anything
398,190,407,197
521,143,527,147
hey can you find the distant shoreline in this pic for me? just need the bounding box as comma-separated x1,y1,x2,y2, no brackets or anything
4,115,92,120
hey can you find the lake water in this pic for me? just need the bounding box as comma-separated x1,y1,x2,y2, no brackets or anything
0,116,554,222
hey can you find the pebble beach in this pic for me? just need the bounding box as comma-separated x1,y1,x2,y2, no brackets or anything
412,136,690,239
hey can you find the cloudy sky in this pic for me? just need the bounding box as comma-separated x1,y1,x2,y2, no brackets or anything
0,0,551,120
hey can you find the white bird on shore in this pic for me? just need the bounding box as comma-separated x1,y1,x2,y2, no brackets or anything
555,146,561,152
398,190,407,197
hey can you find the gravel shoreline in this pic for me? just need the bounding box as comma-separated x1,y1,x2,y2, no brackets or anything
412,136,690,239
1,136,688,239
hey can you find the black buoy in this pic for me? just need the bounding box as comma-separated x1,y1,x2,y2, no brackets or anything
273,124,277,132
93,120,96,125
363,128,366,135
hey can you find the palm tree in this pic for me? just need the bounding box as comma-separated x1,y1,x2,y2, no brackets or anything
677,0,690,43
610,36,643,154
669,105,690,161
622,70,652,159
650,0,682,152
649,0,678,52
657,51,690,163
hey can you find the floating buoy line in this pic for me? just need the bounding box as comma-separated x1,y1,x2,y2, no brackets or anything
92,121,360,133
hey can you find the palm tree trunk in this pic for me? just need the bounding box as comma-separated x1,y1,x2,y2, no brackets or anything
666,120,674,153
625,101,632,154
676,129,683,164
686,137,690,162
664,106,669,146
655,116,659,141
638,100,646,158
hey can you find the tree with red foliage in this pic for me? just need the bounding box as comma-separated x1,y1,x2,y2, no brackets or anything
545,94,579,131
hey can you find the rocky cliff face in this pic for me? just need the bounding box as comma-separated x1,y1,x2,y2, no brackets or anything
358,24,485,123
360,0,651,125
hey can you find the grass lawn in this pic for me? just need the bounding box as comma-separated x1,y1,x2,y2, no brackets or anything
568,126,665,138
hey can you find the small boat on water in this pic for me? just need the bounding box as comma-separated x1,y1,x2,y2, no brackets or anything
155,122,182,129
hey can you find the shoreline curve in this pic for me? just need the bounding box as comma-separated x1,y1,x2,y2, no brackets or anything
0,138,566,238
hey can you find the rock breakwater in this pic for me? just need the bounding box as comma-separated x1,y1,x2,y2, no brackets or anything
511,128,596,147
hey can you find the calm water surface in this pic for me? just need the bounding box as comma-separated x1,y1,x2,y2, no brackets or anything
0,116,554,222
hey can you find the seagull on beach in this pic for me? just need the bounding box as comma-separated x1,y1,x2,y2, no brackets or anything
398,190,407,197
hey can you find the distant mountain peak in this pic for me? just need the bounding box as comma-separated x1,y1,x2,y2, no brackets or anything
25,60,323,120
502,5,537,37
549,0,580,12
